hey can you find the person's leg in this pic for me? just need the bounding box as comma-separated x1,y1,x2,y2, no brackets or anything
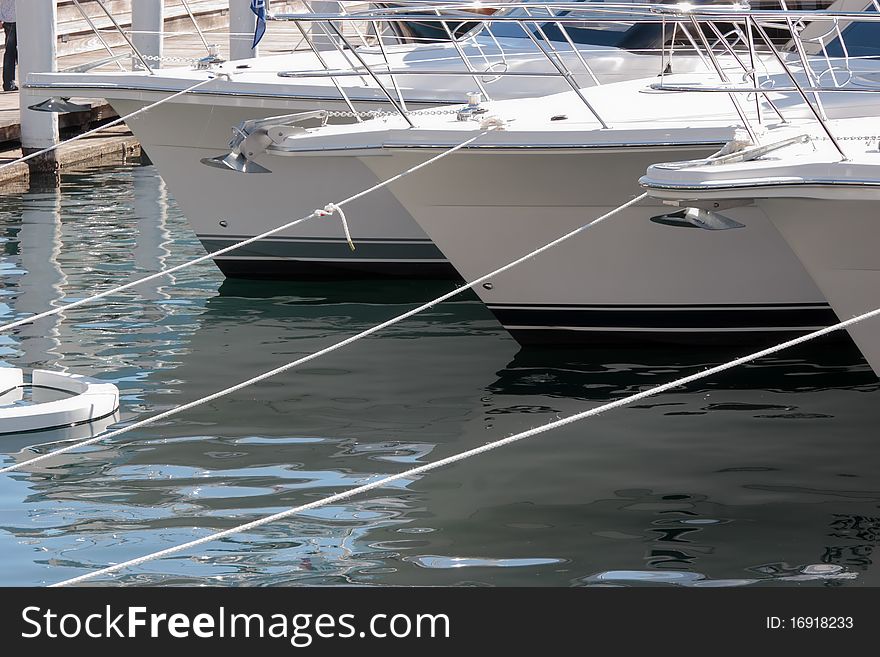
3,23,17,91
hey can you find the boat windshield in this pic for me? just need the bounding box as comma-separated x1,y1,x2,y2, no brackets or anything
822,5,880,58
489,0,664,47
475,0,703,50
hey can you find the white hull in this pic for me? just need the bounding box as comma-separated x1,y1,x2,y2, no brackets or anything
26,44,767,278
640,116,880,369
359,145,830,343
760,196,880,375
112,98,448,278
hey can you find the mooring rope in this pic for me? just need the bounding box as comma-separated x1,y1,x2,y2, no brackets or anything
0,130,489,335
0,191,646,478
51,302,880,587
0,77,219,173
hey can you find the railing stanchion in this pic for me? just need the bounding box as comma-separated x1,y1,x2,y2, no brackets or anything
180,0,212,54
93,0,154,73
328,22,415,128
752,18,847,160
688,14,759,144
70,0,125,71
303,1,340,51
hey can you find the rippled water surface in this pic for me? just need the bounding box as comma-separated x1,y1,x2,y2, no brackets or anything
1,163,879,587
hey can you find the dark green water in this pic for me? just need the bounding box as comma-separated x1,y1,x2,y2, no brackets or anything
1,163,879,587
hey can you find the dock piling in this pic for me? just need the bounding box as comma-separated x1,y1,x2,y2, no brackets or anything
132,0,165,70
17,0,60,179
229,0,258,61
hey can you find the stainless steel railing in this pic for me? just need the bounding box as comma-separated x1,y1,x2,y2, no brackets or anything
264,2,880,154
56,0,880,148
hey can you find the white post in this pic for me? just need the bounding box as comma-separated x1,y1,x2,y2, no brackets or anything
132,0,165,70
16,0,59,174
229,0,257,61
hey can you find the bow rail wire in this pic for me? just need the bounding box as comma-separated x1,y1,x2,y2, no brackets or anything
51,300,880,586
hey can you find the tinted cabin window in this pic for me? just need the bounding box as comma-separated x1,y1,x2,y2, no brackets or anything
484,0,725,51
823,7,880,58
486,0,648,47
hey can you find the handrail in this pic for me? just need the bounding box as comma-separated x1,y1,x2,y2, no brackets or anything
520,20,608,126
93,0,154,73
51,1,880,151
290,20,364,118
328,21,417,127
275,68,591,78
538,4,602,85
702,19,786,123
70,0,126,71
687,13,759,142
270,3,872,84
649,82,880,92
179,0,213,54
273,6,880,25
523,4,599,89
436,8,494,101
375,16,411,110
752,16,847,158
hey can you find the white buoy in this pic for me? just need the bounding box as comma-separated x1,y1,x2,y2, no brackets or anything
0,369,119,435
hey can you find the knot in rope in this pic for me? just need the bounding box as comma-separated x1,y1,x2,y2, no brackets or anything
315,203,355,251
479,115,506,131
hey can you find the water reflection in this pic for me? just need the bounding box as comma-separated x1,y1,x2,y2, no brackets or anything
578,564,856,587
0,163,879,586
131,165,172,302
6,186,66,370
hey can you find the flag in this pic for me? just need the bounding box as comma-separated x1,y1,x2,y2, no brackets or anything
251,0,267,49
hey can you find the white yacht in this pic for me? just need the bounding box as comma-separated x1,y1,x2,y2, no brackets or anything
641,116,880,374
23,1,823,278
252,22,880,343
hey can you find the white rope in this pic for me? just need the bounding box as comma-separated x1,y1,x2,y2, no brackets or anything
0,131,489,336
0,77,218,173
51,301,880,587
316,203,355,251
0,188,642,478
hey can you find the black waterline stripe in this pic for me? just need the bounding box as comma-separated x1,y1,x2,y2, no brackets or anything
489,306,839,330
489,302,832,310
